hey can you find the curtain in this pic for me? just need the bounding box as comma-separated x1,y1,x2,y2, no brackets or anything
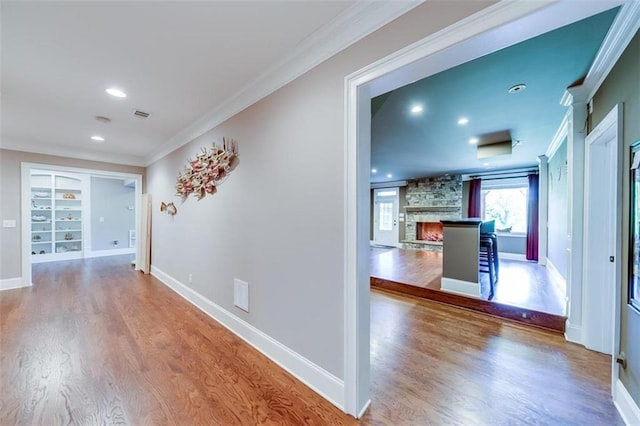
468,178,482,218
526,173,539,261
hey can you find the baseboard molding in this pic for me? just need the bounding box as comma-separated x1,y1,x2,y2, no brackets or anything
150,265,345,411
614,379,640,426
358,399,372,419
498,252,527,261
0,277,31,291
564,321,582,344
441,277,480,298
84,248,135,258
545,258,566,288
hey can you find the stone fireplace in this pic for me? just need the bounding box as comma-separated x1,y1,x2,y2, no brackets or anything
402,175,463,252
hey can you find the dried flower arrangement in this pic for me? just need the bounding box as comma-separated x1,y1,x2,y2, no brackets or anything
175,138,238,201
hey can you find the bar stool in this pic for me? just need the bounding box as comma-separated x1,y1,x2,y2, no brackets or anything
479,237,495,299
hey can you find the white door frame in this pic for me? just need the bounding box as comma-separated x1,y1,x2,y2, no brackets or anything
20,162,143,287
343,1,632,417
373,188,399,247
582,104,623,368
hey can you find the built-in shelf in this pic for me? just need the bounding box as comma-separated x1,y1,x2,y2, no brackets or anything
403,205,460,212
31,172,83,262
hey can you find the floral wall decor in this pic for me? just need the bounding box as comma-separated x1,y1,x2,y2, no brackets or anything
175,138,238,201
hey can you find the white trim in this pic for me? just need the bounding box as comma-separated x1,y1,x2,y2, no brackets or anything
357,399,372,419
546,114,569,158
498,252,527,261
441,277,481,298
614,379,640,426
84,248,135,259
564,321,582,344
0,277,31,291
150,265,345,411
545,257,566,289
145,1,423,166
561,1,639,105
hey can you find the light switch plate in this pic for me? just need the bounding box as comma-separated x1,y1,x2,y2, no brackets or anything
233,279,249,312
2,220,16,228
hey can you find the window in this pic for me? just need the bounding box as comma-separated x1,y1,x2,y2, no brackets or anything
378,202,394,231
482,179,528,233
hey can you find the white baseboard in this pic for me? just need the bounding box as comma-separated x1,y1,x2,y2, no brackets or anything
0,277,31,291
358,399,372,419
150,265,345,411
614,378,640,425
441,277,481,298
564,321,582,344
84,248,135,258
498,252,527,261
545,258,567,288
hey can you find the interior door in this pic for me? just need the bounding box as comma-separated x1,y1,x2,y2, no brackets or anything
373,188,399,247
583,108,619,355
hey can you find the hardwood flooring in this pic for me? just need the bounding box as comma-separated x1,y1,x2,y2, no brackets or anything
370,248,566,315
0,256,621,425
370,247,567,331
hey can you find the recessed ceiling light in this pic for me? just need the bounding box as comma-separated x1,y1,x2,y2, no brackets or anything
106,88,127,98
457,117,469,125
91,135,105,142
371,168,377,173
508,84,527,94
410,105,423,114
386,173,393,178
483,162,489,167
469,137,479,144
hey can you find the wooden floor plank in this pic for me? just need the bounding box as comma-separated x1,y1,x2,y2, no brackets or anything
0,256,621,425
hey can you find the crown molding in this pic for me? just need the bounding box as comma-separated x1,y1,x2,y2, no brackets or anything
1,138,146,167
561,0,638,105
546,113,569,158
145,0,424,166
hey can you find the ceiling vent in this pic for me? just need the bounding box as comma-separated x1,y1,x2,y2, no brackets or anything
133,109,150,119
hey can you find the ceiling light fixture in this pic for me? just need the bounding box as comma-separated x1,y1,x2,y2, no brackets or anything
508,84,527,94
483,162,489,167
469,137,479,145
371,168,377,173
90,135,105,142
106,88,127,98
386,173,393,178
410,105,423,114
457,117,469,125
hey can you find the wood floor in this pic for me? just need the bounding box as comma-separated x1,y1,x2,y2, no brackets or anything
0,256,621,425
370,247,567,332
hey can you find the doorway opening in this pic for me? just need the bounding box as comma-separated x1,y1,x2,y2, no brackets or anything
21,162,143,286
344,1,631,417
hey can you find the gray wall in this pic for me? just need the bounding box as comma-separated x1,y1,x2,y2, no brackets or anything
90,177,135,251
0,149,145,279
592,30,640,408
497,234,525,255
146,1,495,380
546,139,568,279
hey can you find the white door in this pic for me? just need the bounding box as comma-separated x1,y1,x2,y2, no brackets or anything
582,106,620,356
373,188,399,247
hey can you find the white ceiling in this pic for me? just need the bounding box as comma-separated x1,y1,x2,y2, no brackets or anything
1,1,418,166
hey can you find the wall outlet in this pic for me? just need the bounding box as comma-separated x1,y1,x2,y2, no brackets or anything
234,279,249,312
188,273,193,283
